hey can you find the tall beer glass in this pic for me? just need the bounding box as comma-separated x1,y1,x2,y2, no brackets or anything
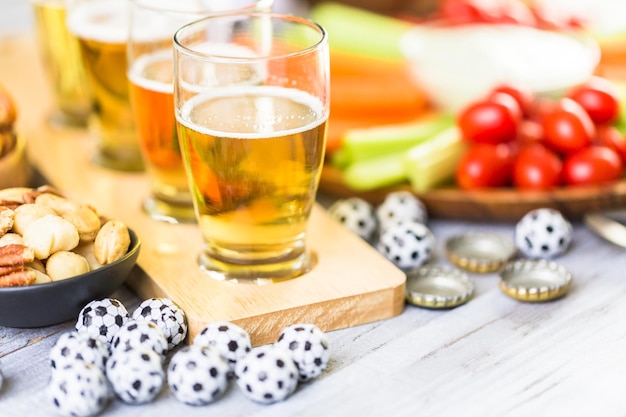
67,0,143,171
31,0,90,127
127,0,267,224
174,13,329,283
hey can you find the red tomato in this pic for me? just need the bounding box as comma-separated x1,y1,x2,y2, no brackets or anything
566,76,621,124
440,0,536,26
489,84,534,117
495,0,537,26
562,146,623,186
512,144,562,189
439,0,482,25
517,119,543,145
456,143,514,189
458,97,520,145
595,125,626,163
541,98,595,154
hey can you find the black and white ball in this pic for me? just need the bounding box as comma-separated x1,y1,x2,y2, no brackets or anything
167,345,230,406
275,324,330,382
376,220,435,270
515,208,573,259
50,331,109,372
131,297,187,351
75,298,129,346
327,197,378,241
376,191,428,232
47,361,111,417
110,319,168,361
234,345,299,404
193,322,252,371
106,347,165,405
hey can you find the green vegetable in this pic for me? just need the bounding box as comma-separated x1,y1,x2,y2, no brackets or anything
341,126,466,192
404,126,466,192
331,112,454,168
309,2,412,61
342,150,408,191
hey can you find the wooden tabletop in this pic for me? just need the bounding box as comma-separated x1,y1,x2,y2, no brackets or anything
4,2,626,416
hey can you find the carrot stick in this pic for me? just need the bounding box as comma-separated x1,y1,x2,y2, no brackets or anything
330,50,407,79
330,74,427,119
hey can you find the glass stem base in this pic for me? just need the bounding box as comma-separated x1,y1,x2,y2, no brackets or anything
142,196,196,224
198,249,314,285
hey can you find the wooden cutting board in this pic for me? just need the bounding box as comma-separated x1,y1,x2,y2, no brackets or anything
0,35,406,345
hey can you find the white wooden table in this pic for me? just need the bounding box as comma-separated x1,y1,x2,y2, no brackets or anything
4,1,626,415
3,217,626,416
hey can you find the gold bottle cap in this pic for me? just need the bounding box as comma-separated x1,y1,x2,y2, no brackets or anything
445,232,516,273
499,259,572,302
405,265,474,309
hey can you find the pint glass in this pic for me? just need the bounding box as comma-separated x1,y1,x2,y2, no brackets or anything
67,0,143,171
127,0,267,224
174,13,330,283
31,0,90,127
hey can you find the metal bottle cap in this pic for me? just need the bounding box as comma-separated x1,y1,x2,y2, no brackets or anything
445,232,516,273
405,265,474,309
499,259,572,302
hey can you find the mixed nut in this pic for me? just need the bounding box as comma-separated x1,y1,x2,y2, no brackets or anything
0,185,131,287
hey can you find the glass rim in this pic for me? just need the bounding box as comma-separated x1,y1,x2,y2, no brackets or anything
130,0,261,17
173,12,327,62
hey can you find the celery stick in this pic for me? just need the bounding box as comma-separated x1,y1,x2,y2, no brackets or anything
310,2,413,61
341,113,454,166
342,150,407,191
404,127,467,193
330,147,351,169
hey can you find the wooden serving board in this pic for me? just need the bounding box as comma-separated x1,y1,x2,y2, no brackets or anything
320,165,626,223
1,35,406,345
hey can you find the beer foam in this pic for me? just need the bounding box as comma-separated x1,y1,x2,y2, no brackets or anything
177,85,327,140
67,1,128,43
128,51,174,94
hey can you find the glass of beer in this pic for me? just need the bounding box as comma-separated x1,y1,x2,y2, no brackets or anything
127,0,268,224
66,0,143,172
31,0,90,128
173,13,329,283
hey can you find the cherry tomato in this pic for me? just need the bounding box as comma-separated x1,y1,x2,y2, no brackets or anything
495,0,537,26
541,98,595,154
566,76,621,125
456,143,514,189
517,119,543,145
439,0,482,25
595,125,626,163
489,84,534,117
440,0,536,26
512,143,562,189
458,96,520,145
562,146,623,186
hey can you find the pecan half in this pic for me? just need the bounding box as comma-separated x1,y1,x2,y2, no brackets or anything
0,244,35,266
0,269,36,287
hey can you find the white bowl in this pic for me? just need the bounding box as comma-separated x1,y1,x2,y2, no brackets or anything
400,24,600,112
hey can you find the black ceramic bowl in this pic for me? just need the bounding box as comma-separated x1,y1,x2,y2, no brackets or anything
0,228,141,328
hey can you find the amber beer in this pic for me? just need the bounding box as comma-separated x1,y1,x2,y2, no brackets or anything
67,0,142,171
176,86,327,277
31,0,90,126
128,51,193,216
